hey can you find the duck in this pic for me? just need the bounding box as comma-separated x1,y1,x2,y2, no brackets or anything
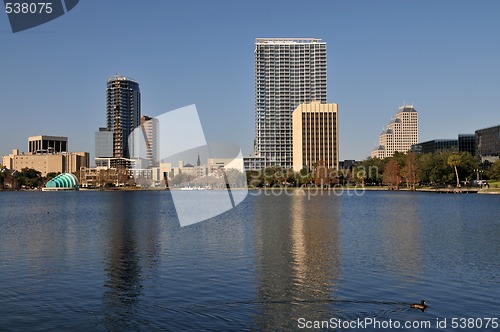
411,300,427,312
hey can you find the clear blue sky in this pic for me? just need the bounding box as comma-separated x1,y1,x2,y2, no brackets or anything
1,0,499,161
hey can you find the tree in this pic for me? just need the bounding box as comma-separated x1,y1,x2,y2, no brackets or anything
224,168,246,188
261,166,286,187
352,166,366,187
487,160,500,180
417,153,434,184
246,170,262,188
419,150,457,185
14,168,43,189
170,172,193,186
285,168,296,186
0,169,6,190
45,172,59,180
383,159,401,190
401,152,419,190
355,157,386,185
314,160,329,187
447,153,461,187
392,151,407,168
119,168,132,186
297,167,312,186
455,152,478,183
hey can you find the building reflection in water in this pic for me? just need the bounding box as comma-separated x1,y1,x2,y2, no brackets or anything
102,192,161,330
253,191,341,330
380,195,422,280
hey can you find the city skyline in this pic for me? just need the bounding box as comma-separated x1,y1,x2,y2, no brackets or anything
1,1,500,161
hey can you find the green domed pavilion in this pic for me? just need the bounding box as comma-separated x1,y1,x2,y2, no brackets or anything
43,173,79,191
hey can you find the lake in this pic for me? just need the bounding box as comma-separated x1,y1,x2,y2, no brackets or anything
0,190,499,331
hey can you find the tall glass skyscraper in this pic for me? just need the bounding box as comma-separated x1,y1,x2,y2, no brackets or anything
106,75,141,159
254,38,327,169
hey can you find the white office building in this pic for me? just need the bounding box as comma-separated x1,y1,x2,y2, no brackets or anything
254,38,327,169
371,105,419,158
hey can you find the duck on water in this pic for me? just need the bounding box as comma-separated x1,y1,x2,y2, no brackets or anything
411,300,427,312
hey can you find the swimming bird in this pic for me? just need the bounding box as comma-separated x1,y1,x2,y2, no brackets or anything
411,300,427,312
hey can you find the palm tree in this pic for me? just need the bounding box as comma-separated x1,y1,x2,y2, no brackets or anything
447,154,461,188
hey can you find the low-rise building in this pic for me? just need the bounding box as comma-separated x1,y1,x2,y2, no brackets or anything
2,149,19,169
243,156,266,172
411,134,476,156
411,139,458,155
13,153,65,176
9,151,89,177
2,136,89,177
476,125,500,163
459,134,476,156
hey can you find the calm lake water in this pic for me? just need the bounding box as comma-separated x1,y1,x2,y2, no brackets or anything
0,190,499,331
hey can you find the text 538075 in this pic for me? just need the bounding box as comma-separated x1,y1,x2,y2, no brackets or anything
5,2,53,14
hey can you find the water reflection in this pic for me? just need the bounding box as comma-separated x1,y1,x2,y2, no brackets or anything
1,191,499,330
254,191,341,330
380,194,422,279
102,192,161,330
0,192,80,274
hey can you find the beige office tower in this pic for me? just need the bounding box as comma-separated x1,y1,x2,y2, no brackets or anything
372,105,418,158
254,38,327,169
292,101,338,173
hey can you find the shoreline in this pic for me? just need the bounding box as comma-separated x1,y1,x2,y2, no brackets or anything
2,186,500,194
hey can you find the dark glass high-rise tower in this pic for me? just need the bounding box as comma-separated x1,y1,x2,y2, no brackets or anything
106,75,141,158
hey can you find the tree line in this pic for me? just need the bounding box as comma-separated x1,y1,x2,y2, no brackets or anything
0,168,61,190
355,149,500,190
245,149,500,190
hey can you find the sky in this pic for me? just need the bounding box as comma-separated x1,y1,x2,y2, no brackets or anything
1,0,499,162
